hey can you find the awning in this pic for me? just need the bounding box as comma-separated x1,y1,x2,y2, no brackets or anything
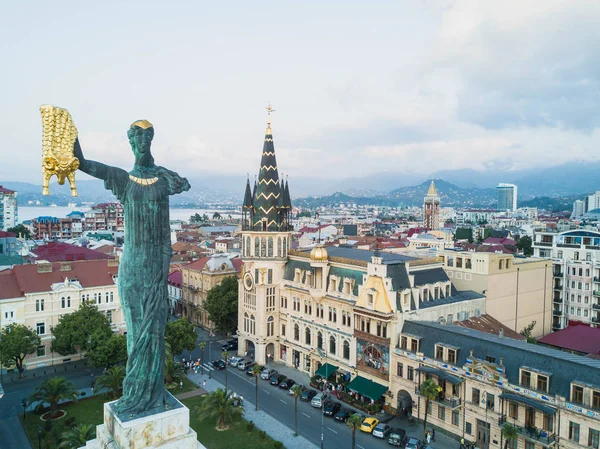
316,363,339,378
500,393,557,415
416,366,464,385
346,376,388,401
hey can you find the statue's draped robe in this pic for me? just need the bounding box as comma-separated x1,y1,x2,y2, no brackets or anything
79,160,189,415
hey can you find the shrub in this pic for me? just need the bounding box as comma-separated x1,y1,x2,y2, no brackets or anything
64,416,76,427
258,429,267,440
246,421,255,432
272,441,284,449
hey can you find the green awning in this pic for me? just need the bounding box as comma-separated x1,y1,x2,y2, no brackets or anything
316,363,339,378
500,393,556,415
346,376,388,401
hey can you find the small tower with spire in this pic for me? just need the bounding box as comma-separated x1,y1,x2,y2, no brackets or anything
423,179,440,230
238,103,293,366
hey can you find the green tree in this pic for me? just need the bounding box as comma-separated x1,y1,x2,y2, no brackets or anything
190,213,202,223
94,365,125,399
165,318,197,356
51,302,112,358
520,321,538,344
252,364,262,411
501,423,519,449
58,423,95,449
6,224,32,240
204,276,239,334
347,413,363,449
164,340,184,384
0,324,41,378
195,388,243,430
29,377,78,419
86,334,127,369
516,235,533,256
420,378,442,433
212,212,222,220
291,384,303,436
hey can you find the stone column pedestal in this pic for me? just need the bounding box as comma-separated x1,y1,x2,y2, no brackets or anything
80,396,205,449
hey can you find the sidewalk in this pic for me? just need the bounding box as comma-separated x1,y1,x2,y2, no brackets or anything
1,359,101,385
185,371,317,449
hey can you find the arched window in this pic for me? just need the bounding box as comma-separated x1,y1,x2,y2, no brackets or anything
329,336,336,355
382,324,387,338
283,237,287,257
250,314,256,335
342,312,346,326
343,341,350,360
317,332,323,350
244,312,249,333
254,237,259,257
261,237,267,257
268,237,274,257
277,237,282,257
246,237,251,257
308,302,312,315
328,307,332,321
333,308,337,323
267,316,274,337
347,313,351,328
305,327,311,345
294,324,300,341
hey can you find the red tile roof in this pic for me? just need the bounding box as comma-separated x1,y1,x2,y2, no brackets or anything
0,259,119,298
184,257,210,271
0,185,15,194
168,270,182,287
483,237,516,246
0,231,17,238
232,258,244,272
455,314,525,340
32,241,113,262
538,325,600,355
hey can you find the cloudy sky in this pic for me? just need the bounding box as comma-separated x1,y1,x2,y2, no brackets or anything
1,0,599,185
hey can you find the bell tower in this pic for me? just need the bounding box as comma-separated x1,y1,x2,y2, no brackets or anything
238,104,293,365
423,179,440,231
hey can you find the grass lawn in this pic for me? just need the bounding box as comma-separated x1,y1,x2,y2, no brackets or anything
21,395,107,449
167,375,198,395
183,396,284,449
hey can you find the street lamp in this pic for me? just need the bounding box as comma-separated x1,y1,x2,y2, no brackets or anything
199,341,206,375
317,348,327,449
22,398,27,419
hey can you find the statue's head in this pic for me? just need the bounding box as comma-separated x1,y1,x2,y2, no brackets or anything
128,120,154,162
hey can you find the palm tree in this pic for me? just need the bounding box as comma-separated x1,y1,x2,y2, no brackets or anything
419,378,442,434
347,413,363,449
58,423,95,448
291,385,303,436
29,377,78,419
502,423,519,449
195,388,242,430
94,365,125,399
222,351,230,388
251,364,262,411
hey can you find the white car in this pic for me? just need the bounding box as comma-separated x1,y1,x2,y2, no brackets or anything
229,356,243,366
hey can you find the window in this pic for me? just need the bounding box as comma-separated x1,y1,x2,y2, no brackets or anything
569,421,580,443
343,341,350,360
485,356,496,364
447,349,457,364
537,375,548,392
37,346,46,357
367,293,375,309
305,327,311,345
593,391,600,409
589,429,600,449
452,410,459,426
447,314,453,324
36,322,45,335
267,316,274,337
328,307,332,321
438,406,445,421
486,393,495,410
110,292,114,302
572,385,584,404
61,297,66,308
397,362,404,377
36,299,45,312
521,370,531,388
281,324,286,336
401,336,408,350
268,269,273,284
435,345,444,360
268,237,273,257
407,366,414,381
333,308,337,323
499,259,503,270
329,336,336,355
543,413,553,432
106,292,109,303
426,401,432,415
294,324,299,341
525,443,534,449
465,422,472,435
106,310,112,323
317,332,323,350
509,401,518,419
410,339,419,353
472,388,480,405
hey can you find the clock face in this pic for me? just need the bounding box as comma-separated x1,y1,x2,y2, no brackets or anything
243,272,254,291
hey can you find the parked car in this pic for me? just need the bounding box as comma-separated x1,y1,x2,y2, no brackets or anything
289,385,306,396
322,400,342,417
372,423,391,439
247,365,264,376
212,359,226,370
261,368,277,380
311,392,328,408
360,417,380,433
279,378,296,389
222,340,238,351
405,437,424,449
229,356,243,366
270,374,286,386
388,428,407,446
238,360,254,370
333,408,352,423
300,389,318,402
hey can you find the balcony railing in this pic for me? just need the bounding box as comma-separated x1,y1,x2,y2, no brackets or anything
557,243,581,248
593,304,600,310
535,242,553,247
594,291,600,297
498,415,556,446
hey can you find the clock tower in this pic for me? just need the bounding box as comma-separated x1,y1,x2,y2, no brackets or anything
238,105,292,365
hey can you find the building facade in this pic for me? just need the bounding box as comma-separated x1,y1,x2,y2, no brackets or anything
532,230,600,330
497,184,518,212
424,180,440,231
391,320,600,449
84,203,124,232
0,186,18,231
0,259,125,369
439,249,553,337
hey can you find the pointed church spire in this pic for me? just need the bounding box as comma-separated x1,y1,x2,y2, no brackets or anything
243,176,253,210
284,178,292,209
427,179,438,196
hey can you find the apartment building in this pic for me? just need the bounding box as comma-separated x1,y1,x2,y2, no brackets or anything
392,320,600,449
84,203,124,232
440,249,552,337
532,230,600,330
0,259,125,369
0,186,18,231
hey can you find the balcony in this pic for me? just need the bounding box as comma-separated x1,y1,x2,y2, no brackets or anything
557,243,581,248
415,387,462,410
498,416,556,447
593,304,600,310
586,245,600,250
594,291,600,297
593,317,600,324
535,242,553,247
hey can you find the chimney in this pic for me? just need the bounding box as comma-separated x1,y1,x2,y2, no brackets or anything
37,262,53,273
60,262,72,272
499,328,504,338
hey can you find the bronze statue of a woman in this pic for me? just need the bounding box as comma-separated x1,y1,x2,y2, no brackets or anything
74,119,190,418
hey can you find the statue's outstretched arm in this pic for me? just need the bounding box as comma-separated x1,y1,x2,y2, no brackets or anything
74,138,115,181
